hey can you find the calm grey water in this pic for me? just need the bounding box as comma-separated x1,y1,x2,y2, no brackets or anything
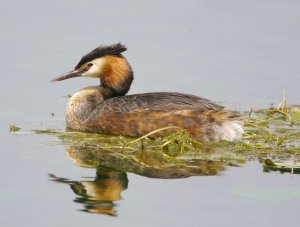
1,0,300,226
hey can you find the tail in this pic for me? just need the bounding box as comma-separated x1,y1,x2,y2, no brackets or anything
203,111,244,141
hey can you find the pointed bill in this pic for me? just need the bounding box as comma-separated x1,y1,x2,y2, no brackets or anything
51,69,86,82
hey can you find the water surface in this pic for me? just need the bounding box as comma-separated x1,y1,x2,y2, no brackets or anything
1,0,300,226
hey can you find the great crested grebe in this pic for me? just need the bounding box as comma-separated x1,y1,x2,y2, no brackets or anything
52,43,243,141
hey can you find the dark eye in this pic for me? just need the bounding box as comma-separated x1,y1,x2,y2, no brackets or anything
87,63,93,67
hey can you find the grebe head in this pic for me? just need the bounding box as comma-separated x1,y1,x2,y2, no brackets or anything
52,43,134,96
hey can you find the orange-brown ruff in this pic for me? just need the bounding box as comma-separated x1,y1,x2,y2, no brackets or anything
52,43,244,141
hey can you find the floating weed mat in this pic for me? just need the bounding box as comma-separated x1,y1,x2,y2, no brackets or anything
242,107,300,152
239,106,300,174
33,126,204,153
31,105,300,175
9,124,21,132
263,159,300,174
32,126,246,176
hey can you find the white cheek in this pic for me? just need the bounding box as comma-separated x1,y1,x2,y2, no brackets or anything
82,58,105,78
82,67,98,78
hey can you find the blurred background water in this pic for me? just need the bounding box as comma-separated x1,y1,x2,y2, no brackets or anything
0,0,300,226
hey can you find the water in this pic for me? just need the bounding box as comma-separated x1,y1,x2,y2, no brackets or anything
1,0,300,226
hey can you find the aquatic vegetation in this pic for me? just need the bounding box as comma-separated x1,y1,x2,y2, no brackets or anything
9,124,21,132
290,106,300,120
242,108,300,152
32,128,62,134
264,159,300,174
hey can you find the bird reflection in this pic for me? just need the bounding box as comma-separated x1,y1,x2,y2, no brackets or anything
49,136,225,216
64,142,225,178
49,166,128,216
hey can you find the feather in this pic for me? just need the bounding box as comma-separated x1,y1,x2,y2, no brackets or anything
96,92,224,113
75,43,127,69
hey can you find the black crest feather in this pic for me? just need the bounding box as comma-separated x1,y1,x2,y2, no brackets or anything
75,43,127,69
